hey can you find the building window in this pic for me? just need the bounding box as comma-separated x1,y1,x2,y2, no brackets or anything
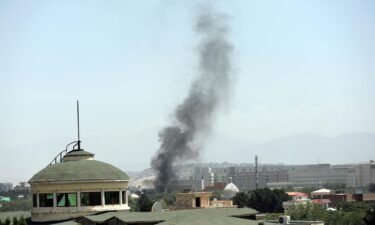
39,193,53,207
81,192,101,206
57,193,77,207
105,191,119,205
122,191,127,204
33,194,37,207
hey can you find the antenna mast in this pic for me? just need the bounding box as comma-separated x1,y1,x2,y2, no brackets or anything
77,100,81,150
255,155,259,190
317,157,321,188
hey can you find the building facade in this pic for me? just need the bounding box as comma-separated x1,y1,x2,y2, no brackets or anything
188,161,375,192
0,183,13,193
175,192,212,209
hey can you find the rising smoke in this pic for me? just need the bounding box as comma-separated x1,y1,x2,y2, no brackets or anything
151,8,233,192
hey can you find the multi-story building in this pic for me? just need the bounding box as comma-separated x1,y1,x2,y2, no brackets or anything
274,162,375,190
191,167,216,191
346,161,375,190
0,183,13,193
230,166,289,191
191,165,289,191
14,182,31,192
213,167,231,183
286,164,348,189
185,161,375,193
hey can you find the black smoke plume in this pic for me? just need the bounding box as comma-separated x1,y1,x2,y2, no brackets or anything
151,8,233,192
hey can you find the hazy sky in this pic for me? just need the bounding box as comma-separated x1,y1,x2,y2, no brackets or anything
1,0,375,183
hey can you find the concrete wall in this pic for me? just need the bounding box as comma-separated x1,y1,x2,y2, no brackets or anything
210,200,233,207
175,192,212,209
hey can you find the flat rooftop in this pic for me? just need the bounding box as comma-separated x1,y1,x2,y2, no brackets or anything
72,208,263,225
0,208,324,225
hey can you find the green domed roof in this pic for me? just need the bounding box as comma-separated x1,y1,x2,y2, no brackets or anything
29,159,130,183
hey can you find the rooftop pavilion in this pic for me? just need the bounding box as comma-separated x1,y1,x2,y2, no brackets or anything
28,102,131,222
29,148,130,222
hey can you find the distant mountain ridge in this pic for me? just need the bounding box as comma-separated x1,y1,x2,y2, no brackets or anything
203,132,375,165
2,131,374,183
126,132,375,180
87,131,375,172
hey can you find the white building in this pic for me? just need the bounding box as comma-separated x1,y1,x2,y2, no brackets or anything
222,179,239,200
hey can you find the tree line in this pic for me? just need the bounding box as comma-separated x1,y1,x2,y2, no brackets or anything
233,188,290,213
285,202,375,225
232,188,375,225
0,216,27,225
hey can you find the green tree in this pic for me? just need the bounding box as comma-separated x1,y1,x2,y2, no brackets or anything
272,189,290,212
148,192,175,207
341,211,366,225
128,197,139,212
162,193,176,207
233,192,249,208
364,209,375,225
248,188,290,213
12,217,18,225
4,218,10,225
18,216,27,225
138,193,153,212
288,203,325,221
336,201,370,212
248,188,274,212
264,213,282,220
287,203,368,225
0,219,3,225
0,198,32,212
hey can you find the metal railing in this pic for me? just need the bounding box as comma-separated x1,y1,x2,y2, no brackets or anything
48,141,80,166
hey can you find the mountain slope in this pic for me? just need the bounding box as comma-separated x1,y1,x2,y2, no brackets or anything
203,132,375,165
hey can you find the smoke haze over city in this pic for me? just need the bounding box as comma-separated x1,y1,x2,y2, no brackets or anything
151,6,234,191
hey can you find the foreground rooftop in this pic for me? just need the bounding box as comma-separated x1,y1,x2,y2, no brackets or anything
0,208,324,225
67,208,261,225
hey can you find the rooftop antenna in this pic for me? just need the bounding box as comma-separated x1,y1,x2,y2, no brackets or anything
255,155,259,190
47,100,82,166
76,100,81,150
317,157,321,188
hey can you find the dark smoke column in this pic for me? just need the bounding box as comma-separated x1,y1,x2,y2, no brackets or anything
151,9,233,192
